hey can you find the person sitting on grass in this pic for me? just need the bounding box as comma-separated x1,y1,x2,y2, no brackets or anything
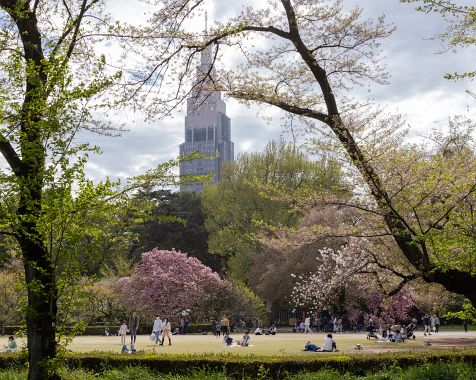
304,341,321,351
238,331,251,346
223,332,233,346
391,330,403,343
254,327,263,335
322,333,338,352
266,325,277,335
5,336,17,351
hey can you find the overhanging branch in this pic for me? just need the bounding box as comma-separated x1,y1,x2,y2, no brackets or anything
0,133,24,176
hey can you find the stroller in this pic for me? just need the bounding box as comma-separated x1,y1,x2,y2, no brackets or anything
402,322,416,340
366,325,378,340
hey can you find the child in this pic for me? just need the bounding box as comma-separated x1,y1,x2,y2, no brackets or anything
6,336,17,351
215,323,221,337
223,333,233,346
118,321,128,345
240,331,251,346
160,318,172,346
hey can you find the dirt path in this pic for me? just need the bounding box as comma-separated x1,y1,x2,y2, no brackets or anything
360,332,476,353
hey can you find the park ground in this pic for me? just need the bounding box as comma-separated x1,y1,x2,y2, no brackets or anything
5,330,472,356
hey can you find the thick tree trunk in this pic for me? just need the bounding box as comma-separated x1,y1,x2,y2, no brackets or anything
1,2,59,378
22,245,58,380
18,172,58,380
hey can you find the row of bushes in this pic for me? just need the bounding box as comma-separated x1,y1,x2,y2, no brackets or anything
1,324,212,336
1,349,476,378
0,361,475,379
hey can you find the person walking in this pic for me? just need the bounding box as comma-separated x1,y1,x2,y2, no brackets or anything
434,315,440,333
211,318,217,337
304,316,312,333
118,320,128,345
152,315,163,344
422,314,431,336
336,317,343,333
160,318,172,345
129,311,140,344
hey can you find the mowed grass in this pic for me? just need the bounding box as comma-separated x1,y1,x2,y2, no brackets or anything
3,331,474,356
62,331,474,355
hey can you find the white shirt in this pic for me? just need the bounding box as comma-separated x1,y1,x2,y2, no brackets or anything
305,317,310,326
152,318,163,333
322,336,335,351
118,324,127,335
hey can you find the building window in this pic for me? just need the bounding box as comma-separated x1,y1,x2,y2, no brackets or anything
186,129,192,142
207,126,214,141
193,128,207,141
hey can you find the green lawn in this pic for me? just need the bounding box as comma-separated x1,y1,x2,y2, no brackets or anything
58,331,476,356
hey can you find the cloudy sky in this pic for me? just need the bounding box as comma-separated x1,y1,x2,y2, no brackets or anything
29,1,476,183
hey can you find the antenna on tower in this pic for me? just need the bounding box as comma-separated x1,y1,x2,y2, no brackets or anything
205,11,208,35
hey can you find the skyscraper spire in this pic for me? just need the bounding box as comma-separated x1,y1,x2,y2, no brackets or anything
200,10,211,66
178,14,234,192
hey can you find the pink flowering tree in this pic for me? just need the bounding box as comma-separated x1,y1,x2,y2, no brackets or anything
116,249,228,319
343,285,415,326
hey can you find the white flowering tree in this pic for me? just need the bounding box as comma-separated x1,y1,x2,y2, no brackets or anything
290,238,415,325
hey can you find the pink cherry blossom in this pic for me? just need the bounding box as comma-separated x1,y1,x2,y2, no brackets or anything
116,248,227,319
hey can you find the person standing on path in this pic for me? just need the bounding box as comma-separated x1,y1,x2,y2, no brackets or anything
129,311,140,344
220,315,230,335
160,318,172,345
152,315,163,344
118,320,128,345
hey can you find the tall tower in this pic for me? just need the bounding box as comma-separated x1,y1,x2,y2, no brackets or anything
179,37,234,191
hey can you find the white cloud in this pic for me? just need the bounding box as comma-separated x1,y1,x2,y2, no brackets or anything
82,0,475,182
2,0,473,185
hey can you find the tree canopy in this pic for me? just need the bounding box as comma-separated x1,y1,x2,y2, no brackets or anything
116,248,228,319
147,0,476,305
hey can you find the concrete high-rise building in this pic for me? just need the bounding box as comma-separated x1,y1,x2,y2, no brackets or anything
179,43,234,192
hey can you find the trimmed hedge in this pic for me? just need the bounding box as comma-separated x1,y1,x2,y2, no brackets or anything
1,349,476,378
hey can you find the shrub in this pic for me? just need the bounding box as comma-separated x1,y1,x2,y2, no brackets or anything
0,359,475,379
0,349,476,378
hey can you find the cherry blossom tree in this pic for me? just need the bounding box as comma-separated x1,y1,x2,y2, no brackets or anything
116,249,228,319
346,285,415,326
290,238,415,325
140,0,476,305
